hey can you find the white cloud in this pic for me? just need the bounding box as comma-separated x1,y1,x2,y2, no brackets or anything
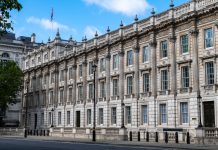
84,26,102,39
83,0,150,16
26,16,76,32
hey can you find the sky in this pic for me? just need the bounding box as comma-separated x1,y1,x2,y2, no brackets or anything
11,0,189,43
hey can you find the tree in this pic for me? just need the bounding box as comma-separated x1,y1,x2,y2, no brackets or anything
0,0,22,33
0,61,23,115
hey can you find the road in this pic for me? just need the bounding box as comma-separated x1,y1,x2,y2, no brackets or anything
0,138,168,150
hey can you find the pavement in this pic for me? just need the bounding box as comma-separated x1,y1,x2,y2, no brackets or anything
0,135,218,150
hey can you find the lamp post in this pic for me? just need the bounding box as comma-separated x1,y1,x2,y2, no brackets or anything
92,64,97,142
24,80,29,138
51,108,54,128
197,93,203,128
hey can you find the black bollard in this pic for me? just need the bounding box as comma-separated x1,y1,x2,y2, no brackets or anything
187,132,190,144
40,130,42,136
146,131,149,142
129,131,132,141
47,130,50,136
138,131,140,141
33,130,36,136
155,132,158,142
36,130,38,136
165,132,168,144
175,132,179,143
43,130,46,136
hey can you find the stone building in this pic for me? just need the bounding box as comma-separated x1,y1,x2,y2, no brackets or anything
0,32,37,127
23,0,218,141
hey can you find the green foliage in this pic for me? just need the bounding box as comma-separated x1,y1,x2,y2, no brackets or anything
0,0,22,34
0,61,23,110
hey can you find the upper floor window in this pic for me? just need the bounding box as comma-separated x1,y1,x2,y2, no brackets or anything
127,76,133,95
160,40,168,58
60,70,64,82
50,72,55,84
78,85,83,100
31,59,35,66
143,46,149,62
100,58,106,72
113,79,118,96
205,28,213,48
127,50,133,66
44,53,48,60
89,83,94,99
51,51,55,57
49,90,53,104
59,89,64,103
69,67,73,79
181,34,189,54
100,81,105,98
113,54,119,69
205,62,214,85
79,64,83,77
68,87,73,102
161,70,168,91
181,66,189,88
143,73,150,93
89,61,94,75
26,61,29,68
38,56,41,63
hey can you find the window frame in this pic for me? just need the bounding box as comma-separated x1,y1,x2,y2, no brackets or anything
181,66,189,88
205,61,214,85
181,34,189,54
160,40,168,58
159,104,167,124
127,76,133,95
180,102,189,124
127,50,133,66
204,28,213,49
161,70,168,91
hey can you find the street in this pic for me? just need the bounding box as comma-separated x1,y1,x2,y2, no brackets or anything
0,138,168,150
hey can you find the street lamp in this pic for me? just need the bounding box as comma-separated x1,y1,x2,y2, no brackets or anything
197,93,203,128
92,64,97,142
24,80,29,138
51,108,54,128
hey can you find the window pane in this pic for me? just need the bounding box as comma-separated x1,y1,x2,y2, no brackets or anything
127,50,133,65
142,105,148,124
161,70,168,90
181,35,189,53
143,73,149,92
143,46,149,62
160,104,167,124
205,28,213,48
161,41,168,58
206,62,214,85
127,76,133,94
180,102,188,123
181,66,189,88
111,107,117,124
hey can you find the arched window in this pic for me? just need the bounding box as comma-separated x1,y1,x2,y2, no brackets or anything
2,52,10,58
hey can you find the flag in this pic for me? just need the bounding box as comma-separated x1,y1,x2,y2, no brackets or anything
51,8,54,22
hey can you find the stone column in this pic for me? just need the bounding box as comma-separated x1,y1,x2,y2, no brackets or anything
190,29,199,93
169,35,177,95
54,65,59,127
119,47,125,128
105,52,111,127
72,64,77,128
169,27,177,128
82,60,87,127
63,62,68,127
150,36,157,128
133,41,140,128
82,60,87,103
106,53,111,101
45,71,49,127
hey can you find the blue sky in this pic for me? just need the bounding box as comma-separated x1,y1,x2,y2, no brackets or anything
11,0,188,43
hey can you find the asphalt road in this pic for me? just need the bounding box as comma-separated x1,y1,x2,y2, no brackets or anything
0,138,169,150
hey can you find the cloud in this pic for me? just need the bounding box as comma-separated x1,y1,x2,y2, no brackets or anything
26,16,76,33
84,26,102,39
83,0,151,16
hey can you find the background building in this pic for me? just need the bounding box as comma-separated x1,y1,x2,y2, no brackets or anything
0,32,38,127
23,0,218,141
